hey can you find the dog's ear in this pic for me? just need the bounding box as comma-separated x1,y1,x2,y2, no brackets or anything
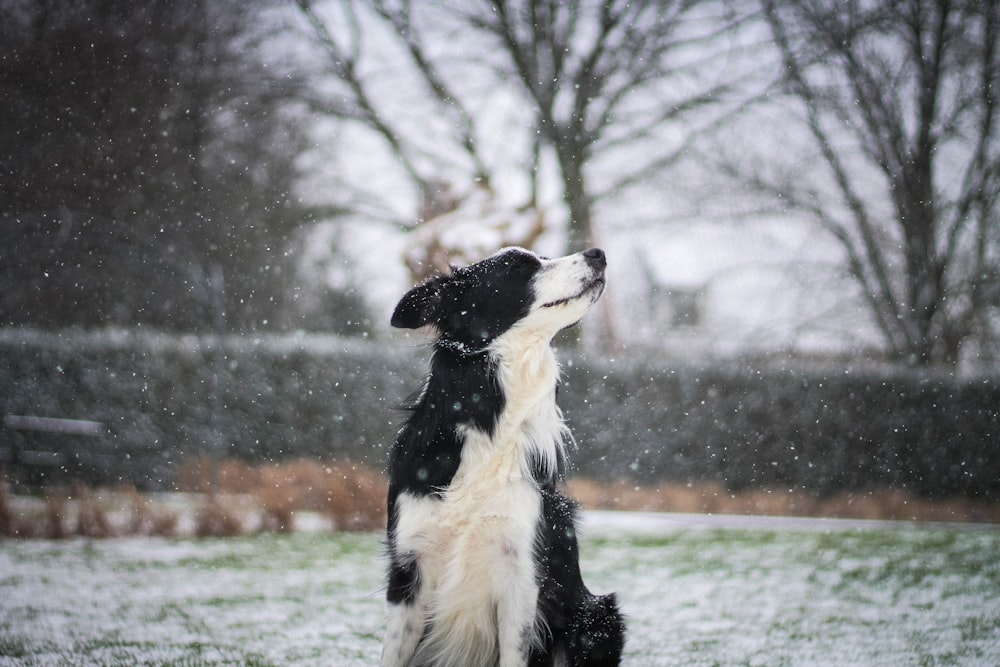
391,276,447,329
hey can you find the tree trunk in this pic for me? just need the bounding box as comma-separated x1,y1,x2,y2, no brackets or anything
555,141,593,253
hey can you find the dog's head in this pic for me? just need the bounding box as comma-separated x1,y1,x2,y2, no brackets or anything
391,247,606,353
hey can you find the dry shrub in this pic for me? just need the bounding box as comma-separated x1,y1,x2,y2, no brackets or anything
4,457,388,539
566,479,731,514
563,477,602,508
216,458,261,495
258,494,295,532
0,473,14,537
257,464,302,533
74,483,115,538
567,478,1000,523
654,482,729,514
122,485,179,537
816,490,1000,523
0,473,41,539
253,459,387,532
24,485,118,539
722,488,817,517
175,455,215,493
43,492,70,539
176,456,266,496
320,460,386,531
1,474,68,539
194,493,244,538
11,462,996,538
816,489,912,521
2,512,39,539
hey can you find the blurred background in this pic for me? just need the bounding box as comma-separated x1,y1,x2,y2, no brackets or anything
1,0,998,526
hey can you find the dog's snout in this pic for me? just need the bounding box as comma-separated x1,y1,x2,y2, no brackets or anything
583,247,606,269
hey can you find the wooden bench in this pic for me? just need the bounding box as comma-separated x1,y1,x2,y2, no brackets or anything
1,415,110,487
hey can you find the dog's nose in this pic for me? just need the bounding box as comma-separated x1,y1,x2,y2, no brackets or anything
583,247,606,269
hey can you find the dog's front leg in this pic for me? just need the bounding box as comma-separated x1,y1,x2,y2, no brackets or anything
380,555,424,667
380,600,424,667
495,550,540,667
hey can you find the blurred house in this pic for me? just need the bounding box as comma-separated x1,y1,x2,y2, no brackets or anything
610,218,884,363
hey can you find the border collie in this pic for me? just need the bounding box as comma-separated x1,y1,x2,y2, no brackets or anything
382,247,625,667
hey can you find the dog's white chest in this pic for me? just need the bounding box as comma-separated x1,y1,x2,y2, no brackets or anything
395,431,543,572
394,445,543,666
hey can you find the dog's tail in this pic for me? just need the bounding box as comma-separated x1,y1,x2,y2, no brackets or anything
565,592,626,667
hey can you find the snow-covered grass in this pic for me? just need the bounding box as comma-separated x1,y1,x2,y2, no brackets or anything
1,512,998,666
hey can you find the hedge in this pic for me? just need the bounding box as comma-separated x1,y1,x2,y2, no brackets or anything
0,329,417,489
1,329,998,499
560,361,1000,500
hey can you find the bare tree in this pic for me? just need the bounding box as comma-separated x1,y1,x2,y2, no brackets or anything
294,0,500,225
742,0,1000,366
461,0,747,250
293,0,748,257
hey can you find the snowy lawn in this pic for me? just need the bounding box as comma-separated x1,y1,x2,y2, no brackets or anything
1,511,999,666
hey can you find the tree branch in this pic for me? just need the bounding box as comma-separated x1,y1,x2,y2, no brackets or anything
371,0,492,186
294,0,428,194
763,0,912,351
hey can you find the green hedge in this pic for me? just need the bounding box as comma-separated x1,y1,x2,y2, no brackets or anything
560,361,1000,500
1,329,998,499
0,329,418,489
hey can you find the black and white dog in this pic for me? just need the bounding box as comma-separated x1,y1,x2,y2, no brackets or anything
382,247,625,667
